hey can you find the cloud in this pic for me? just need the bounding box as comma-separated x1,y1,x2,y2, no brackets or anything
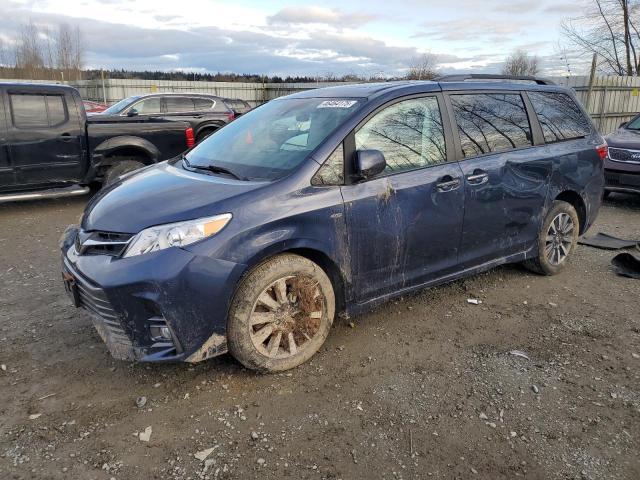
267,6,376,27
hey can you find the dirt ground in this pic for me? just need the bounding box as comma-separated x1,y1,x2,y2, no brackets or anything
1,193,639,480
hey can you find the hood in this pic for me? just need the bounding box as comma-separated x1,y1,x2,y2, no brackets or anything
605,128,640,148
83,162,267,233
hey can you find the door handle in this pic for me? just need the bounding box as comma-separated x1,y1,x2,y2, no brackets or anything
436,176,461,192
60,133,74,142
466,170,489,185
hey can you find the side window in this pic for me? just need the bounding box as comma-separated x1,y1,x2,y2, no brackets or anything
10,94,67,128
528,92,591,143
165,97,195,113
450,93,532,158
355,97,446,176
135,97,161,114
193,98,214,110
10,94,48,128
46,96,67,126
312,143,344,186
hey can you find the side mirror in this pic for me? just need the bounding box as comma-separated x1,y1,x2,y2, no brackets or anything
127,108,139,117
619,121,627,129
354,149,386,180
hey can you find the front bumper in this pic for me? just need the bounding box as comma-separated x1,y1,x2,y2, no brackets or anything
604,155,640,194
61,231,246,363
604,168,640,194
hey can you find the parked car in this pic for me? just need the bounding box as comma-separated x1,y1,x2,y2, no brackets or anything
99,92,236,142
223,98,252,116
603,116,640,196
60,75,605,372
82,100,108,115
0,83,194,201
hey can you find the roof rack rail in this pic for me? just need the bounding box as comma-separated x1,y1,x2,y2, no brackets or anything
434,74,555,86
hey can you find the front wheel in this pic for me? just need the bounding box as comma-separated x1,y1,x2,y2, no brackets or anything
227,254,335,372
523,200,580,275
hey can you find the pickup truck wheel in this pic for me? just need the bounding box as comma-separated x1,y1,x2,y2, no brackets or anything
196,130,216,144
523,200,579,276
227,254,335,373
103,159,146,185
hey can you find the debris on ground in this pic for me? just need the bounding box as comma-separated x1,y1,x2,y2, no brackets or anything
611,252,640,279
135,396,147,408
508,350,531,361
139,426,152,442
194,446,218,461
578,232,639,250
28,413,42,420
467,298,482,305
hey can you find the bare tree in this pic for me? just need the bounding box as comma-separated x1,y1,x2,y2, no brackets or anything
56,23,84,81
502,49,540,76
406,54,438,80
562,0,640,75
14,21,46,78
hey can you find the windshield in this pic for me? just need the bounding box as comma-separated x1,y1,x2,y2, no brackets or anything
626,115,640,130
184,97,362,181
102,96,141,115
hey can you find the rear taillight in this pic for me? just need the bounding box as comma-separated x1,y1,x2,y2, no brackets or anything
596,143,608,161
227,110,235,121
185,127,195,148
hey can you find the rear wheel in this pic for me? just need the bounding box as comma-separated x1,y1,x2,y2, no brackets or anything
103,158,146,185
523,200,579,275
227,254,335,372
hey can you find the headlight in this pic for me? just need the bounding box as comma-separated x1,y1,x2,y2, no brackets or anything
122,214,232,258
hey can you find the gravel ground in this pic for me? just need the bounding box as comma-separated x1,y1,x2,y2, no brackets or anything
0,192,639,480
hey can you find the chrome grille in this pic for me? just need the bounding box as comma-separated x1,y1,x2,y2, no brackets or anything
75,230,133,256
608,147,640,164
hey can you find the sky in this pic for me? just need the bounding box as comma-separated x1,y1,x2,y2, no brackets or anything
0,0,589,78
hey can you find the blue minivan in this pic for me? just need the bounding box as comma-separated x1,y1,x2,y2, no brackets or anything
61,75,606,372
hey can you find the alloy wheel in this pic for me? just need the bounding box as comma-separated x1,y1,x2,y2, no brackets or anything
249,275,325,358
545,212,574,265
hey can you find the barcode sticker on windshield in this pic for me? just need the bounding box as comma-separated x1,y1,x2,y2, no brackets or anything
317,100,358,109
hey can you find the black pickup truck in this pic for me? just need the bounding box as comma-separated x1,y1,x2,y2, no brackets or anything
0,83,193,202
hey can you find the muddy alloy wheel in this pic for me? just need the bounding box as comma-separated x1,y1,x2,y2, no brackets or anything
250,276,324,358
227,254,335,372
545,212,575,265
523,200,579,276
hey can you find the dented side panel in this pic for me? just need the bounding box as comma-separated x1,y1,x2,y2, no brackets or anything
457,148,552,267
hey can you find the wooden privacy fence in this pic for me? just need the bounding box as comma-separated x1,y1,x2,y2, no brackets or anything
4,75,640,135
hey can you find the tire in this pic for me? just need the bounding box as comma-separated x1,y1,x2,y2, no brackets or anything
227,254,335,373
523,200,580,276
196,129,216,144
103,159,146,185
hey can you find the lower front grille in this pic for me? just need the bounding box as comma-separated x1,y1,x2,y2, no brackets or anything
65,263,136,360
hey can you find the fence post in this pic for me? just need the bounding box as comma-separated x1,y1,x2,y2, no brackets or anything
599,85,608,131
585,54,597,112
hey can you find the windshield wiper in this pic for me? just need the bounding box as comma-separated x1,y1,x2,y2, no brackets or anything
182,156,246,181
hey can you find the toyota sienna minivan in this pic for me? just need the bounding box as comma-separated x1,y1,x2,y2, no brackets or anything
61,75,606,372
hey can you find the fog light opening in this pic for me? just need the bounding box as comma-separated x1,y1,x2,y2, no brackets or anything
148,317,173,342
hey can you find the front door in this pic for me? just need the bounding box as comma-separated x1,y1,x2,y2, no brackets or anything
447,92,551,267
8,90,84,187
341,95,465,302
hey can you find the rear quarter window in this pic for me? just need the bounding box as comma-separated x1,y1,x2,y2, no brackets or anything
528,92,591,143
